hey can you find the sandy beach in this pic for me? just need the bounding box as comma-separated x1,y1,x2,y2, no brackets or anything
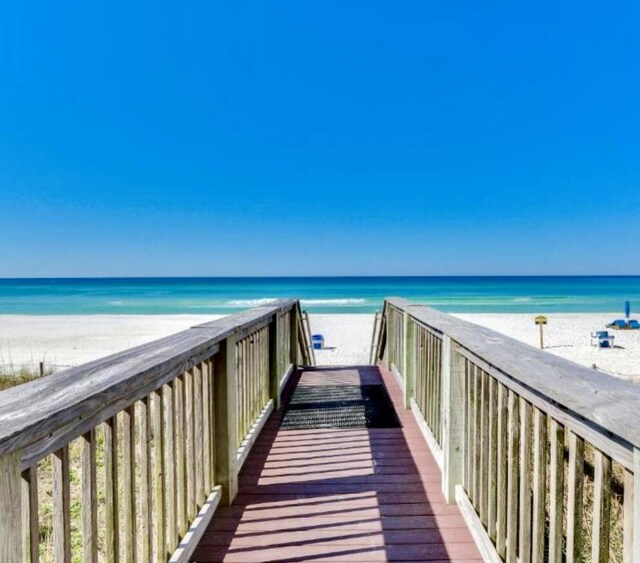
1,312,638,380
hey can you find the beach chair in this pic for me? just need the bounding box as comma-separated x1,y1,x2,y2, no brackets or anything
606,319,627,329
628,319,640,330
591,331,614,348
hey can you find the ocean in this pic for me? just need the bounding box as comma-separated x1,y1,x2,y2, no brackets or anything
0,277,638,315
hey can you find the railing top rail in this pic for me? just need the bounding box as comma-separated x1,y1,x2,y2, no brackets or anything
384,296,640,452
0,298,298,456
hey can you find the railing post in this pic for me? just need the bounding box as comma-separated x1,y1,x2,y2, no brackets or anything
386,304,394,371
402,312,415,409
269,314,282,410
441,336,465,503
214,335,239,506
289,306,300,368
0,450,23,563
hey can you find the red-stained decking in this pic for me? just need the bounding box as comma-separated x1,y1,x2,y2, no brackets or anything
192,366,481,562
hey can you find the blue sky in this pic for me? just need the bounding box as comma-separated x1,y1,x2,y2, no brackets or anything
1,1,639,276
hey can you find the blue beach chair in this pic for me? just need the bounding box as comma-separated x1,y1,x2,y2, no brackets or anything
606,319,627,329
628,320,640,330
591,331,615,348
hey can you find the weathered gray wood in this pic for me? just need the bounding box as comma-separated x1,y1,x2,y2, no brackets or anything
22,465,38,563
0,451,22,563
104,417,119,562
455,344,633,470
53,446,71,563
214,335,239,505
173,376,187,539
567,431,585,563
82,430,98,563
623,467,633,563
632,448,640,562
487,376,497,542
465,360,473,502
549,418,565,563
402,313,414,409
163,383,176,555
207,359,216,489
185,368,196,521
518,398,532,563
202,360,212,496
506,389,520,563
289,303,300,367
151,389,165,563
480,370,488,526
194,365,204,507
531,408,546,563
495,382,508,559
592,450,611,563
268,315,281,410
0,300,298,460
385,298,640,466
441,336,464,503
138,398,151,563
122,407,136,563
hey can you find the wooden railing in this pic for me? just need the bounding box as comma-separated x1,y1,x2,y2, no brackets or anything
0,299,313,563
375,297,640,563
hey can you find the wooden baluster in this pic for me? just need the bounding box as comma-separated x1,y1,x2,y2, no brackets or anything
208,359,217,488
151,389,165,563
487,376,498,542
163,383,176,555
122,406,136,563
104,417,119,562
474,366,481,509
138,398,151,562
0,451,23,563
174,375,187,539
567,431,585,563
185,368,196,521
82,430,98,563
531,408,546,563
22,465,39,563
480,370,488,525
214,334,239,506
195,364,204,507
202,361,212,495
506,390,520,563
592,450,611,563
519,399,532,563
549,419,565,563
467,361,475,504
436,338,442,443
53,446,71,563
496,382,508,559
623,468,634,563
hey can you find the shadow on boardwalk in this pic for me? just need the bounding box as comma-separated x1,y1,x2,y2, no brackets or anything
192,366,481,562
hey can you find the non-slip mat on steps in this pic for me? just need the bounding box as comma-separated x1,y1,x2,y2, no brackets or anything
280,384,402,430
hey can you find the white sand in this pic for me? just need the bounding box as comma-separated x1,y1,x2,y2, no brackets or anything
1,313,639,381
309,313,640,379
0,315,220,371
457,313,640,379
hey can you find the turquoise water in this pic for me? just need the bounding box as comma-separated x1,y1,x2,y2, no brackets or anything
0,277,638,315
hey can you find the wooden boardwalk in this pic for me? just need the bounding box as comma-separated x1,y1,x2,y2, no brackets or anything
192,366,482,562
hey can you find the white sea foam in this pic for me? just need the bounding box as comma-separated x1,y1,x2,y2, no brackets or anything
301,299,367,306
224,298,280,307
220,298,368,308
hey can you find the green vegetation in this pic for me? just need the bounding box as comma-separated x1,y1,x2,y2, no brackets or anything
0,366,48,391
